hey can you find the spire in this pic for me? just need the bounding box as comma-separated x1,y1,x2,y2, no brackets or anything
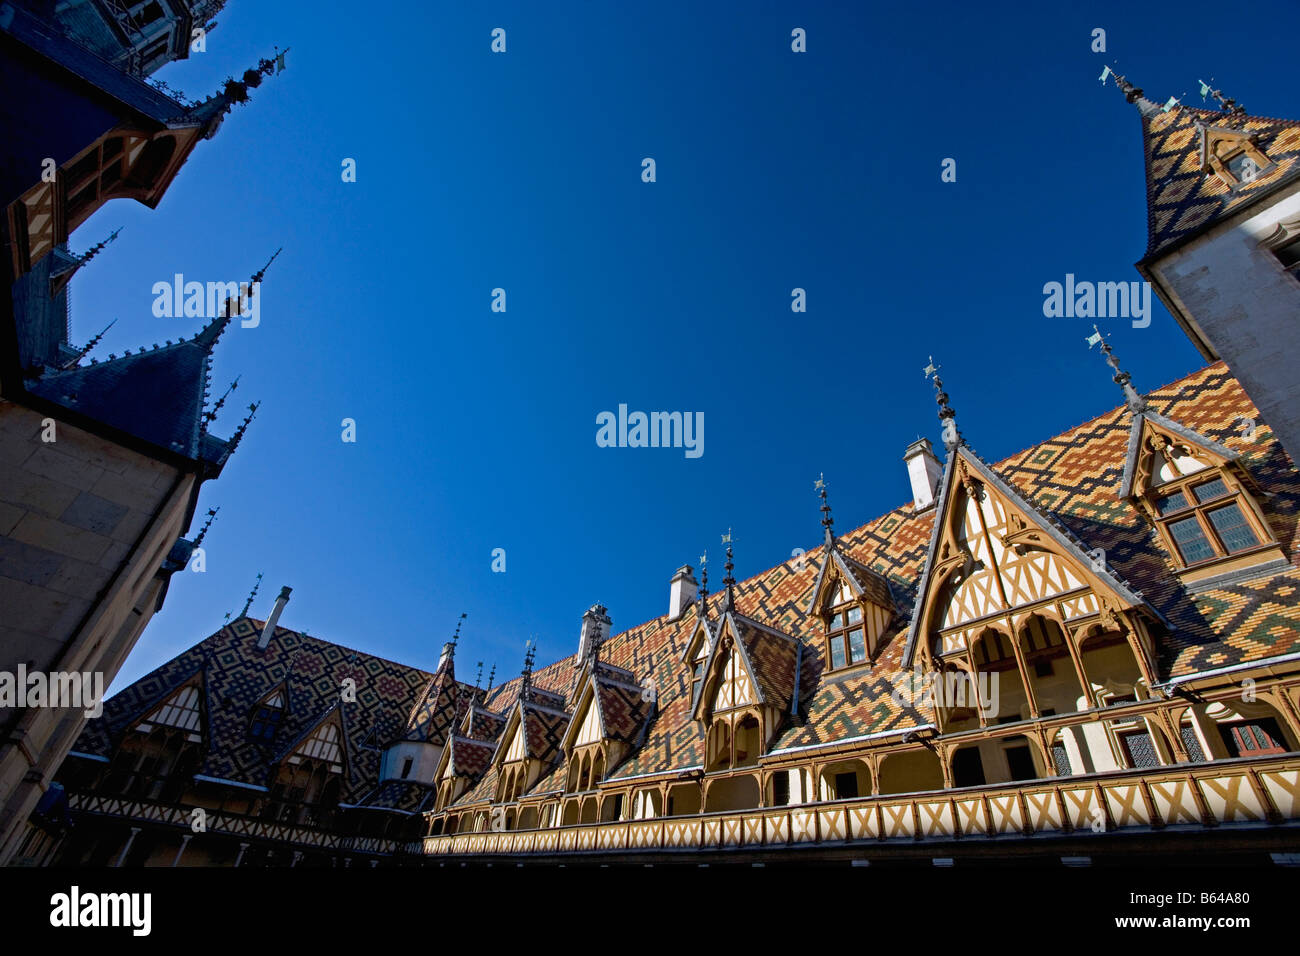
192,248,281,352
76,226,121,267
1087,325,1147,413
224,401,260,455
474,661,483,690
1198,78,1246,117
50,228,122,295
202,375,240,427
1101,65,1162,117
519,641,536,700
240,571,264,618
186,49,289,137
924,356,963,451
721,530,736,613
692,549,709,621
487,663,496,690
815,473,835,547
61,318,116,370
443,612,466,670
192,507,218,548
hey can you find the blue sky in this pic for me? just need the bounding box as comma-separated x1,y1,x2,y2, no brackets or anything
78,1,1300,689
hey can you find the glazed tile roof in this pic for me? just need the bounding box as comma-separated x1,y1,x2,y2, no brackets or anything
444,735,496,780
450,362,1300,798
74,364,1300,814
72,616,437,803
1130,94,1300,258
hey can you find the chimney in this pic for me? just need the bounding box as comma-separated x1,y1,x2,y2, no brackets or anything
256,586,292,650
438,641,455,671
668,565,698,620
904,438,943,512
577,603,612,663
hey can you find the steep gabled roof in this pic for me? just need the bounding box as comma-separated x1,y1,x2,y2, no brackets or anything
70,617,433,798
902,442,1160,667
561,660,651,752
1124,87,1300,259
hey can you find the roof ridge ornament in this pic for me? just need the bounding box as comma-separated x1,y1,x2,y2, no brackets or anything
815,473,835,548
1198,77,1246,117
721,530,736,613
192,506,219,548
924,357,962,451
193,248,281,352
240,571,264,618
1087,325,1148,413
1101,64,1163,117
62,318,116,370
697,549,709,619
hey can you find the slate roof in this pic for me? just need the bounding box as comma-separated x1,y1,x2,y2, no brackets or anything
26,337,215,458
0,2,195,127
1128,92,1300,259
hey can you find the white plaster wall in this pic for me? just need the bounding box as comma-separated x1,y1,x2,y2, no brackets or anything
1152,187,1300,465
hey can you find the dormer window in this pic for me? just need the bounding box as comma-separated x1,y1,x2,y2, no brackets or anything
1156,476,1262,565
249,690,284,743
826,604,866,670
1225,151,1259,183
1200,126,1274,190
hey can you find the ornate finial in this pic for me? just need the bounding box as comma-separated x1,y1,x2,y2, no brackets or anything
76,226,122,267
62,318,117,370
696,549,709,617
194,251,280,351
451,612,467,648
816,473,834,547
520,641,536,699
203,375,240,426
1198,78,1245,116
223,610,232,625
721,530,736,612
224,401,260,454
192,506,219,547
487,663,496,690
474,661,483,690
240,571,264,617
926,359,962,451
1087,325,1147,413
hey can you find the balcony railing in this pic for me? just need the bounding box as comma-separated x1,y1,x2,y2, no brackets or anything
422,753,1300,858
65,790,405,857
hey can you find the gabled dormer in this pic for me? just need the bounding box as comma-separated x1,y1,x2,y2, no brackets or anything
1198,123,1276,191
1119,407,1284,586
491,692,570,804
560,661,650,792
433,735,495,810
247,683,288,744
808,547,896,671
692,609,802,770
903,425,1168,727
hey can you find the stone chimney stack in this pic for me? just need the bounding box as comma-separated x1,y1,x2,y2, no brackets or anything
256,586,292,650
577,603,612,663
668,565,698,621
904,438,943,512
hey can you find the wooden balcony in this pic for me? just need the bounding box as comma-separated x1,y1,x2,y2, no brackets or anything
420,753,1300,859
